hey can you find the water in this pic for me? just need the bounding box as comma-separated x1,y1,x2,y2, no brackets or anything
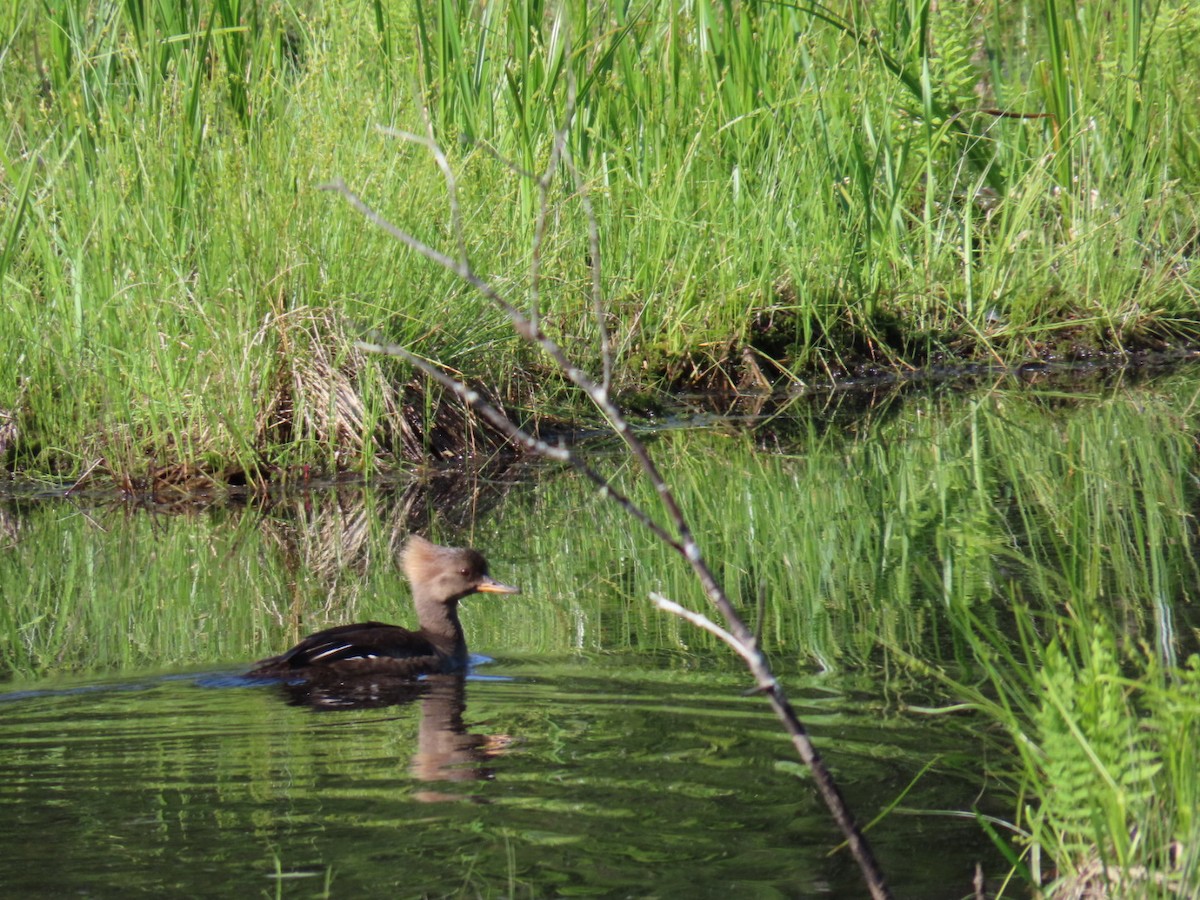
0,659,995,897
6,366,1200,897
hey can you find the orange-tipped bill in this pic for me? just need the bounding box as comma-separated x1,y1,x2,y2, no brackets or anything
476,577,520,595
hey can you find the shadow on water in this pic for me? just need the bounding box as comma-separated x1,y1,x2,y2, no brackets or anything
5,363,1200,896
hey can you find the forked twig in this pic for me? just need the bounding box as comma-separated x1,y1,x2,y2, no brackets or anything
324,94,892,900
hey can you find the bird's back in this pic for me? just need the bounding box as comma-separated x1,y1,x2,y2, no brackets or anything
247,621,455,677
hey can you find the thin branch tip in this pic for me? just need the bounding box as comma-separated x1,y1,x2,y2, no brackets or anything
376,125,428,145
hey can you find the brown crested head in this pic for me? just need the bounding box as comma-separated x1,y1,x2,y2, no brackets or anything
401,534,520,605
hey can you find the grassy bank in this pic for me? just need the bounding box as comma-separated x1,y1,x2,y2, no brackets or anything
1,1,1199,480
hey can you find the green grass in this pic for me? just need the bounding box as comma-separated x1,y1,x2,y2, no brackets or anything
0,1,1198,479
3,8,1200,889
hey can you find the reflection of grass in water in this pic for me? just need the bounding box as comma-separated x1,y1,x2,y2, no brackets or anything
502,376,1200,896
3,378,1199,674
4,375,1200,894
853,382,1200,896
268,853,334,900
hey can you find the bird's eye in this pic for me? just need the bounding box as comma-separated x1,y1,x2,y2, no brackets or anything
459,568,469,576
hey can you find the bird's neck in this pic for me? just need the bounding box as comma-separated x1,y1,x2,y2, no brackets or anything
414,595,467,661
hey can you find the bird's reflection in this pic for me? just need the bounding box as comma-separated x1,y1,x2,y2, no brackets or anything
270,672,512,799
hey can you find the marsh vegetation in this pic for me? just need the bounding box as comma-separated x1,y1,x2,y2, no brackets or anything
2,0,1198,482
3,2,1200,896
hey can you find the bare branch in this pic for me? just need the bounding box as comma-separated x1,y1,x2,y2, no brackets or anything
556,73,612,394
319,178,464,280
319,177,697,561
375,126,428,146
332,88,892,900
529,88,574,332
354,338,685,555
563,141,612,395
650,593,764,671
416,104,471,269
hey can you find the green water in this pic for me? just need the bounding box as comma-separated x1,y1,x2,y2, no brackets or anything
0,663,993,897
4,365,1200,896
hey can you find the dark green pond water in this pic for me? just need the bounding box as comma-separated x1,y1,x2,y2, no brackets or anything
5,365,1200,897
0,660,994,897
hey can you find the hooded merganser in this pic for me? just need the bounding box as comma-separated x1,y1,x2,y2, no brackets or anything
247,535,520,679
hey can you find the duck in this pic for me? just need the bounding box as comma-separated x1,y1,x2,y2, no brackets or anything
247,534,520,679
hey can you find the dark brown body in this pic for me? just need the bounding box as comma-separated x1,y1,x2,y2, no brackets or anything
247,535,519,680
